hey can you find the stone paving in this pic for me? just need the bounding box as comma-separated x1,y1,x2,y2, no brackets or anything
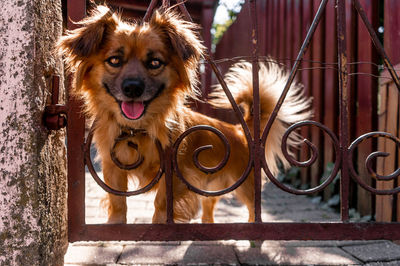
64,172,400,265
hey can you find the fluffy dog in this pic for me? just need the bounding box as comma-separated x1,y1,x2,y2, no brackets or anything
57,5,311,223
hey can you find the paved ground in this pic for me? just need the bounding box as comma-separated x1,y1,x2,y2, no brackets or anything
64,172,400,265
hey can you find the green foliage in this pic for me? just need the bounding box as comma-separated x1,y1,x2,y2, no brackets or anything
212,1,244,45
320,162,340,195
212,19,234,45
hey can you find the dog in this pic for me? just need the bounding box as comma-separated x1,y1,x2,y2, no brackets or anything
57,5,311,224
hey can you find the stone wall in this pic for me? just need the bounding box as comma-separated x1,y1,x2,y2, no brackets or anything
0,0,67,265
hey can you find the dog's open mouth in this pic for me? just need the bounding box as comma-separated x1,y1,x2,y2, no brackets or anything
104,82,165,121
120,101,145,120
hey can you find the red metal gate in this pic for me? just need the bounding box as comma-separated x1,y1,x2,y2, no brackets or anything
66,0,400,242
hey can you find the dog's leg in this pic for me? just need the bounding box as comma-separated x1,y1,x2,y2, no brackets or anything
234,175,255,222
152,176,200,223
201,197,219,223
152,177,167,223
103,161,128,224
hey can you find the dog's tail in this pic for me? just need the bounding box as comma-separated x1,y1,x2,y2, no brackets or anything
209,60,312,175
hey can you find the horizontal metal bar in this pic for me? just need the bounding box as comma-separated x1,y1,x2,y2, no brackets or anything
69,222,400,242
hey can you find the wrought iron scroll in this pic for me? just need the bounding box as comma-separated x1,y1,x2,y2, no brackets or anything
348,132,400,195
174,126,231,175
84,121,164,196
110,129,145,170
263,121,341,195
172,125,252,197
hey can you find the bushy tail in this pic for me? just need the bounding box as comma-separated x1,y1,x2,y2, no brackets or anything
209,60,312,175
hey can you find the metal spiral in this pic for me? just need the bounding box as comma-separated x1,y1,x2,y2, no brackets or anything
348,131,400,195
172,125,253,197
84,121,164,196
262,120,341,195
110,134,144,170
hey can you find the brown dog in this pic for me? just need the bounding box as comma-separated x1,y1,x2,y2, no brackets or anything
57,5,311,223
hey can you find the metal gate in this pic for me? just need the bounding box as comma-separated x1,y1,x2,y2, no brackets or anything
65,0,400,242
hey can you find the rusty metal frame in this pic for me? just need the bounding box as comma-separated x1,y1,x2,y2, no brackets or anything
67,0,400,242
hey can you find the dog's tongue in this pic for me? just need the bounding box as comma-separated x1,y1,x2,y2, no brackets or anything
121,101,144,120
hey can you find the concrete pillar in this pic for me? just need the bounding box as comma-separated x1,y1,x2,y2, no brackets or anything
0,0,67,265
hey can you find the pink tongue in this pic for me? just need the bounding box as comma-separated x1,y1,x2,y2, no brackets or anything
121,101,145,120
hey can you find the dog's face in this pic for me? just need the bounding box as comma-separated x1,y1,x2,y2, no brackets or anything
58,6,204,124
100,25,177,121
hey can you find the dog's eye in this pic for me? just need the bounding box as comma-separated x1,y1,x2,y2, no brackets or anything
147,59,163,70
106,56,123,68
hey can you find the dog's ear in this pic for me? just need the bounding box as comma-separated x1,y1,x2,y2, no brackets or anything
150,10,205,65
57,5,118,66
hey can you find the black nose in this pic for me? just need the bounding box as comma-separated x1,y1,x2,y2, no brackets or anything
122,78,145,98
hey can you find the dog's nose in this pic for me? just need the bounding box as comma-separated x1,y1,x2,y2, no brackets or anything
122,78,145,98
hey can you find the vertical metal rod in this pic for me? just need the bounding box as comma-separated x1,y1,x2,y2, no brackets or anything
336,0,350,222
249,0,262,223
162,0,170,8
176,0,194,22
67,0,87,241
143,0,159,21
165,147,174,224
353,0,400,91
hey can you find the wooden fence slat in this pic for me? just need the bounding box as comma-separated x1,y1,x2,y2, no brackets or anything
385,0,400,223
323,0,338,200
355,0,378,216
272,0,279,58
286,0,293,69
292,0,302,70
398,92,400,222
344,0,358,210
396,93,400,222
266,0,272,54
376,83,398,221
292,0,303,186
257,0,267,55
310,0,325,188
300,0,313,186
200,4,214,115
376,82,388,221
384,0,400,65
279,0,286,61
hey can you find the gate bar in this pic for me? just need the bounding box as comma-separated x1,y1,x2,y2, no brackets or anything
249,0,262,223
66,0,400,243
336,0,350,222
70,222,400,242
67,0,87,240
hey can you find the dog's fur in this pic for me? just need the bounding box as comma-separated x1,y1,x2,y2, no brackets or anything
57,5,311,223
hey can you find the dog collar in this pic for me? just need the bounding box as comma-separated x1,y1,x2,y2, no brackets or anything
110,125,146,170
116,126,147,141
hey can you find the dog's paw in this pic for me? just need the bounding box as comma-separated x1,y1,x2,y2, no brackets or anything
106,215,127,224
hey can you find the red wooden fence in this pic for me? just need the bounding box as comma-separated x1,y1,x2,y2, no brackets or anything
212,0,399,221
